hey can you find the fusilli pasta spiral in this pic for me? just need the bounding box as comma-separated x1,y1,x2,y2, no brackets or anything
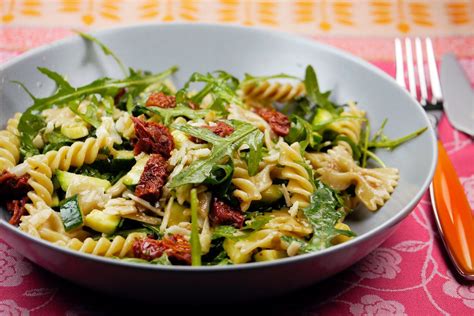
232,156,274,211
44,136,109,171
278,142,314,208
329,102,366,144
24,156,55,206
59,232,146,257
242,81,305,104
0,113,21,172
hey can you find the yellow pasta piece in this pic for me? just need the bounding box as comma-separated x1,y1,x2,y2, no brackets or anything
44,136,109,171
224,229,281,264
307,143,399,211
0,113,21,172
62,233,146,258
278,142,314,208
242,81,305,104
264,210,313,237
329,102,366,144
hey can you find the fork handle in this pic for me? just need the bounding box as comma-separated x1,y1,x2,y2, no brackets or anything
432,140,474,278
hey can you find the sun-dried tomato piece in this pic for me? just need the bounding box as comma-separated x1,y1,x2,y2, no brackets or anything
114,88,127,105
6,197,28,226
132,117,174,158
209,197,245,228
187,101,198,110
133,234,192,265
135,154,169,204
255,107,290,136
190,121,234,143
207,121,234,138
0,171,31,226
0,171,31,201
146,92,176,109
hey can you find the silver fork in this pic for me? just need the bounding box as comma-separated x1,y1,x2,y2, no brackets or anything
395,37,474,280
395,38,443,124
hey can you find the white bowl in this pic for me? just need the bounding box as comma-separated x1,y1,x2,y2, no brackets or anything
0,23,437,302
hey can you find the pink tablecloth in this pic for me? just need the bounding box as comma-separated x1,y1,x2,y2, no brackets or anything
1,28,474,316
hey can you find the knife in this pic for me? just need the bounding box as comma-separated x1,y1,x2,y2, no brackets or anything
440,53,474,136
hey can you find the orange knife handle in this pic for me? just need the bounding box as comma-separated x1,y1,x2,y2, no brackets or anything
432,140,474,277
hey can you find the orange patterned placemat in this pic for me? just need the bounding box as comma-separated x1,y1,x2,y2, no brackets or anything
1,0,473,36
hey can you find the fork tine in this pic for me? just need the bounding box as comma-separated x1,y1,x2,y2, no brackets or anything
426,38,443,104
405,38,417,100
395,38,406,89
415,38,428,106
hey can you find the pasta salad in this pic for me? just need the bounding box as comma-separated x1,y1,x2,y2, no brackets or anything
0,34,426,266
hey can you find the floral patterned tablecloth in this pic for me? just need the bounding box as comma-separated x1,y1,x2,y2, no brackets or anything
1,1,473,315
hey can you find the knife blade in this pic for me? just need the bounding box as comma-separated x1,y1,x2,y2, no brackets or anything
440,53,474,136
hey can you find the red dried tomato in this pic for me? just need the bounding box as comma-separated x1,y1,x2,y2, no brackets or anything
187,101,198,110
6,197,28,226
0,171,31,226
0,171,31,201
133,234,192,265
114,88,127,105
190,121,234,143
135,154,169,204
209,197,245,228
255,107,290,136
132,117,174,158
146,92,176,108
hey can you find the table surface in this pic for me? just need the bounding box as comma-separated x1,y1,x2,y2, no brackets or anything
0,1,473,315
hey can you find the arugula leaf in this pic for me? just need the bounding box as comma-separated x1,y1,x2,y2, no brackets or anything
244,214,271,231
204,163,234,186
241,73,300,87
141,224,163,239
204,161,237,206
150,254,172,265
16,66,178,156
169,120,259,188
77,31,128,77
101,96,115,115
125,94,134,113
303,181,355,250
67,98,101,128
305,65,340,112
211,225,243,240
211,214,271,240
209,97,228,114
285,115,322,151
361,120,370,168
184,71,242,106
368,126,427,150
202,239,232,266
136,105,212,125
304,65,320,105
42,130,74,153
244,129,263,176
